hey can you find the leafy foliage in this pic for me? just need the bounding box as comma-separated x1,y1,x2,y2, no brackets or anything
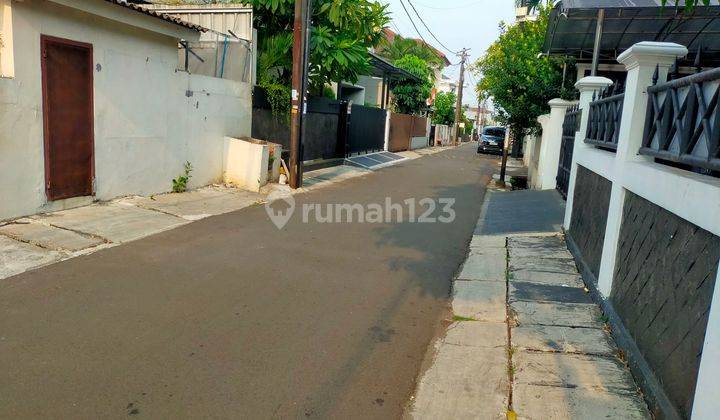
376,34,445,72
256,33,293,119
432,91,456,125
251,0,389,95
661,0,718,10
172,161,193,193
473,7,571,139
462,114,474,135
390,55,433,115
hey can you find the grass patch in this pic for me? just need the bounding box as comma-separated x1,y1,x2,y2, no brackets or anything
452,315,477,322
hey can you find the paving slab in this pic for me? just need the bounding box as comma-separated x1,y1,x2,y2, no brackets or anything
469,235,506,250
509,282,591,304
467,247,506,259
0,221,105,252
121,187,262,220
513,383,650,420
510,301,603,328
0,236,62,279
509,269,584,287
409,344,508,420
508,245,573,260
34,202,188,243
507,235,567,250
457,252,506,282
514,351,638,393
452,281,506,322
443,321,507,349
512,325,616,356
509,256,578,274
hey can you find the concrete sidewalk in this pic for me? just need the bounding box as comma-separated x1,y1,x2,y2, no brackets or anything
408,189,650,419
0,185,263,280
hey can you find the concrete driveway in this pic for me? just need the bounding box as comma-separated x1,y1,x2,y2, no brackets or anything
0,145,496,419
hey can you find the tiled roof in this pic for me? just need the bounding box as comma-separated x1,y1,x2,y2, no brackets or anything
103,0,207,32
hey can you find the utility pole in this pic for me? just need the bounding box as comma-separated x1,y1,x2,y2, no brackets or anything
452,48,470,146
289,0,312,189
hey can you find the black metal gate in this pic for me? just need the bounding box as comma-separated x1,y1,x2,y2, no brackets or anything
556,104,580,199
347,105,387,156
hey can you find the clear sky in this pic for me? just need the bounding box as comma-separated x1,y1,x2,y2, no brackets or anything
379,0,516,107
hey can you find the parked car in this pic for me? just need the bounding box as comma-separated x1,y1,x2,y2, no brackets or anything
477,126,505,154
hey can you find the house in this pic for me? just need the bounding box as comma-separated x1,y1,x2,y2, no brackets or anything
0,0,253,221
337,52,422,109
435,74,458,95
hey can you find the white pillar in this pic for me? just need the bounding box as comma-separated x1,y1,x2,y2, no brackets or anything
595,41,688,296
563,76,613,230
383,110,391,151
692,264,720,419
537,99,573,190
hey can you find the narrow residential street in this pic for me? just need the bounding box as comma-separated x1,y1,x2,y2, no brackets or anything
0,145,495,419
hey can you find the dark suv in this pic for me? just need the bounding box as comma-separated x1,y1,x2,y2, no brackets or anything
477,126,505,154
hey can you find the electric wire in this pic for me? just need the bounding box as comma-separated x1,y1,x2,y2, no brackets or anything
406,0,459,55
397,0,433,49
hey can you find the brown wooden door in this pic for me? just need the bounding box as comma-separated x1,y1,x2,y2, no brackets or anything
41,35,94,201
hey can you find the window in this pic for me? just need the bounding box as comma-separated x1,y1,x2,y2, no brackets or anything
482,127,505,138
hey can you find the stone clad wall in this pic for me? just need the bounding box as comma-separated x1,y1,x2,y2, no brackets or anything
568,165,612,280
612,191,720,418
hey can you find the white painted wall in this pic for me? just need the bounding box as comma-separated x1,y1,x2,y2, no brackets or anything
533,99,574,190
0,1,251,221
527,114,549,189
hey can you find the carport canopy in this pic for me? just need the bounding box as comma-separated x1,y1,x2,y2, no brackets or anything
543,0,720,67
366,51,422,109
368,52,422,83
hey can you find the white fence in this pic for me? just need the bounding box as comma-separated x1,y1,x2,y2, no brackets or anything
433,124,452,146
550,41,720,419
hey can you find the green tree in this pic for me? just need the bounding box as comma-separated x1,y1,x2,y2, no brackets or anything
376,35,444,72
251,0,389,95
473,7,570,154
390,54,433,115
461,113,474,136
431,91,456,125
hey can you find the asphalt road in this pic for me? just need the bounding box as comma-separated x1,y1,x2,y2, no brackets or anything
0,145,496,419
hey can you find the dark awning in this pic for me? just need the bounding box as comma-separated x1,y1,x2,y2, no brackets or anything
543,0,720,66
368,52,422,83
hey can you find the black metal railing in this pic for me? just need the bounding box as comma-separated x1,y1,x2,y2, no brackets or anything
585,82,625,151
641,52,720,176
557,103,580,199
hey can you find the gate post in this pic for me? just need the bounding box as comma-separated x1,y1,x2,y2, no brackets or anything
595,42,687,297
537,98,572,190
563,76,613,230
337,100,350,158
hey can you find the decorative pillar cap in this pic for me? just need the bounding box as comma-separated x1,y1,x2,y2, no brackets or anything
537,113,551,124
548,98,573,108
617,41,688,70
574,76,613,92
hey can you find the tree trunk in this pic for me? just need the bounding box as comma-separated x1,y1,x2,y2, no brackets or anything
510,127,523,158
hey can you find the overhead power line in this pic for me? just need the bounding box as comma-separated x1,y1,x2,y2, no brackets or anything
411,0,485,11
406,0,459,55
397,0,433,49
